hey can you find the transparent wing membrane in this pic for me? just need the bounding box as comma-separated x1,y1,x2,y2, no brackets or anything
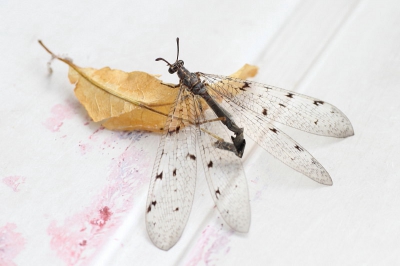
146,43,353,250
195,98,251,233
146,90,198,250
199,73,354,138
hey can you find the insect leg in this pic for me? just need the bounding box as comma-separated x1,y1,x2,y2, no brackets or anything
200,128,243,157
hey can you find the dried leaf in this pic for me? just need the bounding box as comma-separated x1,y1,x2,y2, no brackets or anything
103,64,257,132
69,67,176,132
39,41,258,132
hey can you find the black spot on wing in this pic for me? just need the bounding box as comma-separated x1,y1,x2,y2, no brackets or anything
147,201,157,213
314,100,324,106
187,153,196,160
215,188,221,199
286,93,294,98
269,128,278,134
174,207,179,212
239,82,250,91
168,126,181,135
156,172,163,180
314,119,318,125
294,145,303,151
173,168,176,176
262,108,267,116
207,160,213,168
279,103,286,108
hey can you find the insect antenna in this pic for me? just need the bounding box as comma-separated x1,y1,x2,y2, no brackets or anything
155,57,172,66
155,37,180,66
176,37,180,62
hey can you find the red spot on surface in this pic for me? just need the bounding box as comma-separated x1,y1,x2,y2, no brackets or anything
2,176,26,192
0,223,25,266
90,207,113,228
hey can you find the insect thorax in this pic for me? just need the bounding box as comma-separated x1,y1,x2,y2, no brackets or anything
177,67,206,95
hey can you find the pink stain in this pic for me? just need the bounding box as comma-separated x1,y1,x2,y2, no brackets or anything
2,176,26,192
0,223,25,266
47,145,150,265
185,225,233,266
100,135,118,150
78,142,93,155
250,177,268,202
253,185,268,202
88,126,105,140
79,129,135,155
43,101,78,132
83,114,92,126
78,126,110,155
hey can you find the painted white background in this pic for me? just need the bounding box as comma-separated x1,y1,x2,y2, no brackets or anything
1,0,400,265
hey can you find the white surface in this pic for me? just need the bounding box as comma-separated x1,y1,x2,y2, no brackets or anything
1,0,400,265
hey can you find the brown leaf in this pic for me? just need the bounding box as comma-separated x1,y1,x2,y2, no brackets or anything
39,41,258,132
101,64,258,132
69,67,176,132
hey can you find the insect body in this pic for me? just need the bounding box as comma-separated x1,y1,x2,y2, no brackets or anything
156,40,246,158
146,38,354,250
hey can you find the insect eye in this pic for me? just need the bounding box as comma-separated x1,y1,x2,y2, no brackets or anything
178,60,184,66
168,66,177,74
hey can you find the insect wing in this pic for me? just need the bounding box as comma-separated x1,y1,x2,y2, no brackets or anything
146,89,198,250
199,73,354,138
199,74,353,185
195,98,251,232
227,105,332,185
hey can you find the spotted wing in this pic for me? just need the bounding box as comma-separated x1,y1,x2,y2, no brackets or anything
199,74,354,185
220,105,333,184
199,73,354,138
146,89,198,250
194,97,250,232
